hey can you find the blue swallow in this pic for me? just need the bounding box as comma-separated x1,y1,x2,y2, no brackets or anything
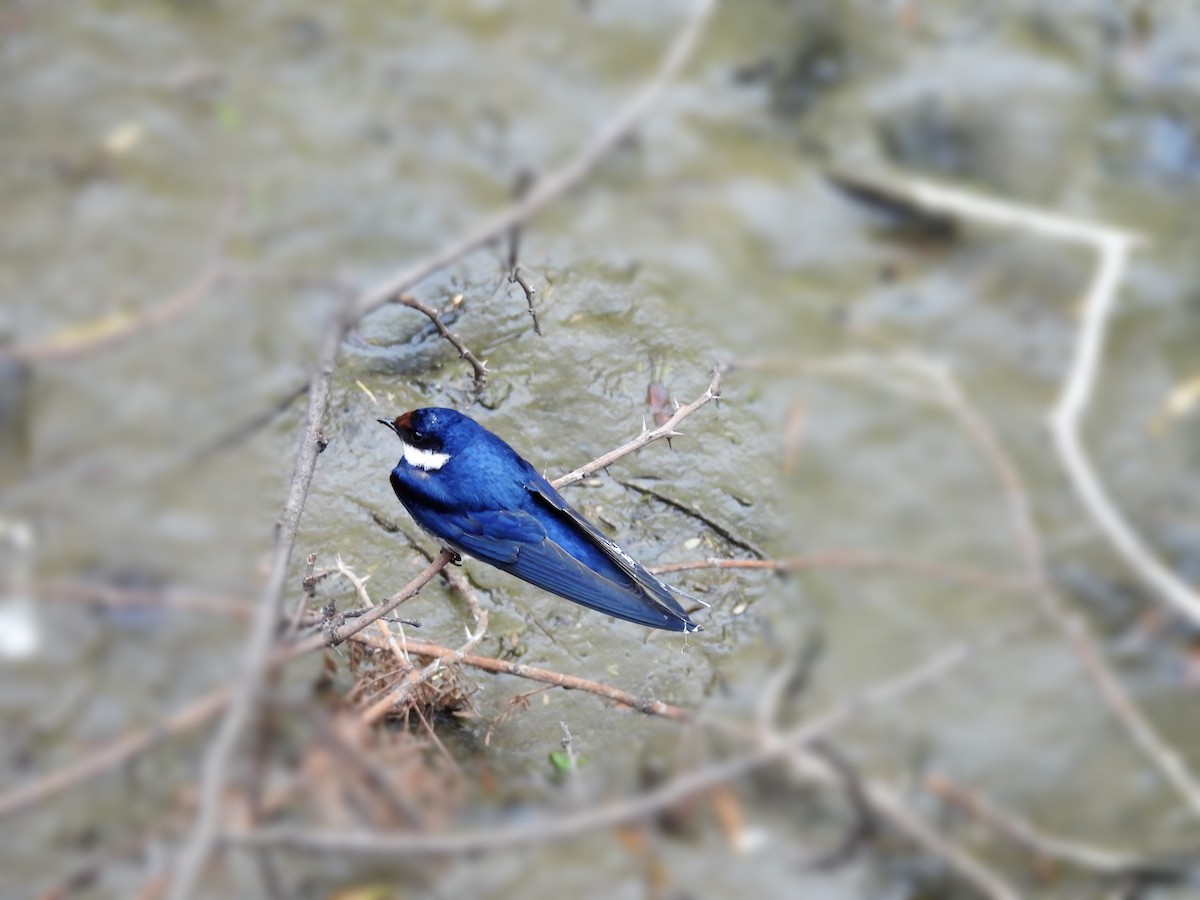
378,408,700,633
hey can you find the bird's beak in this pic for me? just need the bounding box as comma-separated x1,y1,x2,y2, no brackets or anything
377,418,399,436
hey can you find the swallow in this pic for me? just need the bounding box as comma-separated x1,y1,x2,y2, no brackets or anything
378,408,700,633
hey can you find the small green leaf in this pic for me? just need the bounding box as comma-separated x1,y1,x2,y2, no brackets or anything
549,750,586,772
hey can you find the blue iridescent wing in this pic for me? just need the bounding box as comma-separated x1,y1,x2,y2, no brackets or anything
439,506,697,632
523,480,696,628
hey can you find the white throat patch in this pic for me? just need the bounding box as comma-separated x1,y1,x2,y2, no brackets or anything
401,442,451,472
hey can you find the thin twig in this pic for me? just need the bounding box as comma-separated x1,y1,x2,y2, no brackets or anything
617,479,767,559
510,269,540,335
393,293,488,392
506,169,542,334
326,551,455,647
335,555,408,664
350,632,693,721
1050,236,1200,624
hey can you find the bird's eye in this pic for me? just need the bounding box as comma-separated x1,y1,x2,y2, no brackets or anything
409,428,436,450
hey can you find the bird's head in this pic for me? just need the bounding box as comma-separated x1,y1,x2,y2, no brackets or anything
378,407,472,472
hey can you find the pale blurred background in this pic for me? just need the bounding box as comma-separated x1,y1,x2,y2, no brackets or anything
2,2,1199,898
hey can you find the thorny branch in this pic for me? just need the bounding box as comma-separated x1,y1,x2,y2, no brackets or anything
555,365,725,488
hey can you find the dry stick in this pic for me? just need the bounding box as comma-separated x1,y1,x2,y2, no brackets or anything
511,269,538,334
393,293,488,391
168,5,716,894
1051,238,1200,622
1,192,240,364
900,179,1200,627
506,169,542,335
334,555,409,664
328,554,456,648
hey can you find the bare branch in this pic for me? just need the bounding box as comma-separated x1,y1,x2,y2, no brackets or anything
510,269,541,336
326,551,455,647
